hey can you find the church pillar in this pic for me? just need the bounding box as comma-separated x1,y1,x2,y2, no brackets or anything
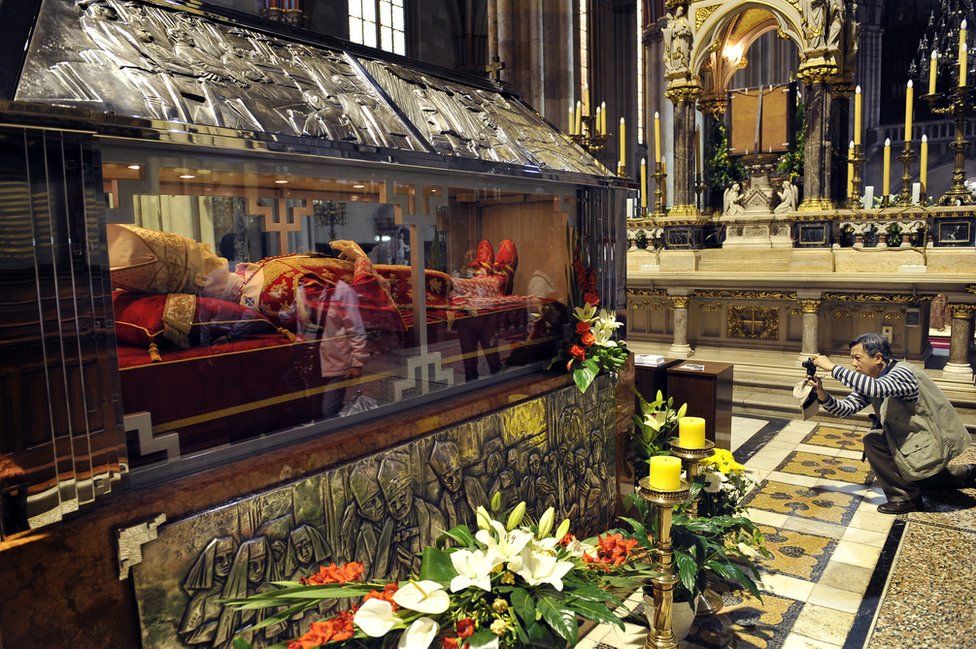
797,299,822,361
667,88,700,218
829,82,853,206
943,305,975,383
526,0,545,114
858,24,884,134
798,80,834,210
667,292,693,358
495,0,513,85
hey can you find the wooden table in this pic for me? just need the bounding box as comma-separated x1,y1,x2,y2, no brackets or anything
666,360,734,450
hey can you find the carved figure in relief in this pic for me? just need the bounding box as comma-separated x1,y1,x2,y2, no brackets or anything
378,454,446,581
282,524,333,636
526,450,558,513
429,439,488,529
803,0,828,51
178,536,237,646
339,462,393,581
723,182,745,216
213,537,279,648
774,180,799,213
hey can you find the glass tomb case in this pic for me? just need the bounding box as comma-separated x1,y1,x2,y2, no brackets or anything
0,0,626,536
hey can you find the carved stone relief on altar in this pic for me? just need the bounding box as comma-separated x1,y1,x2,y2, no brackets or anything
131,378,617,648
17,0,423,149
728,305,780,340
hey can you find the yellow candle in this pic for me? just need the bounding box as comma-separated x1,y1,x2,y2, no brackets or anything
619,117,626,169
600,101,607,134
904,80,914,142
594,106,602,135
677,416,706,449
640,158,648,209
920,134,929,194
853,85,862,146
568,104,575,135
648,456,682,491
929,50,938,95
883,137,891,197
960,19,968,87
847,140,855,196
654,111,662,163
575,100,582,137
583,83,590,116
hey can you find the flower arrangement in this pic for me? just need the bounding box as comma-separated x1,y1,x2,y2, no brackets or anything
553,259,628,394
227,502,655,649
631,389,687,475
699,449,752,519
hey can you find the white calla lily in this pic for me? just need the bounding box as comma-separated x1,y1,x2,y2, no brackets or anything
397,617,440,649
449,549,495,592
476,520,532,566
392,580,451,614
354,598,399,637
508,546,575,590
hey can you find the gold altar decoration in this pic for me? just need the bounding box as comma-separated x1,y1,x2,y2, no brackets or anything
669,296,690,309
822,292,934,305
798,299,822,314
728,305,779,340
637,476,691,649
694,289,798,301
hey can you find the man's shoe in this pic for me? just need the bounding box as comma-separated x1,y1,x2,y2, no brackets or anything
877,499,921,515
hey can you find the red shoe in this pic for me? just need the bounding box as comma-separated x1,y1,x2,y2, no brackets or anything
467,239,494,276
493,239,519,294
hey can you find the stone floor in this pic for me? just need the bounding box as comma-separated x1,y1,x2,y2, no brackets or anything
580,414,976,649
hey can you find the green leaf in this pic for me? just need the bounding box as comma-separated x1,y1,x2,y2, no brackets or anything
573,366,596,393
536,590,579,645
468,628,497,647
418,546,458,587
511,587,536,625
567,598,624,629
232,639,252,649
675,551,698,595
569,583,615,603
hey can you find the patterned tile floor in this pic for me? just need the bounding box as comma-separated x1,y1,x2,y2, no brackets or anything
580,416,906,649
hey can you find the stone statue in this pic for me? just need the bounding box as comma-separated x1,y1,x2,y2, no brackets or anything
803,0,828,51
665,6,693,76
826,0,845,54
723,182,745,215
774,180,798,213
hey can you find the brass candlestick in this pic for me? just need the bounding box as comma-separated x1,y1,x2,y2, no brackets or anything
847,144,866,209
924,84,976,206
652,161,668,217
896,142,918,207
637,476,691,649
569,113,609,154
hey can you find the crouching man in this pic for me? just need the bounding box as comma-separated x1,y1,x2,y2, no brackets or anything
807,333,974,514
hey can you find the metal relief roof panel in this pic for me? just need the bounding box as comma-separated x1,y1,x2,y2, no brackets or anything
360,57,606,175
15,0,424,152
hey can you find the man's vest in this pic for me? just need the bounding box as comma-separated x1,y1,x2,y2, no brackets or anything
871,362,970,481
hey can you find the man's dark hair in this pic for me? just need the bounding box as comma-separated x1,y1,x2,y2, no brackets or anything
849,333,892,360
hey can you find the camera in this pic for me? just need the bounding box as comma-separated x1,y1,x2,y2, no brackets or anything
802,357,817,377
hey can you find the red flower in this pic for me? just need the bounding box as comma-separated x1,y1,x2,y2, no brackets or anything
456,618,476,639
559,533,575,547
583,291,600,306
442,638,461,649
575,320,591,335
583,533,640,570
288,609,356,647
569,344,586,362
301,561,364,585
362,582,400,611
580,332,596,347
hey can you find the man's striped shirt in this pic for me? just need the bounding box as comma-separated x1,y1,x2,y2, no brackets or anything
822,361,919,418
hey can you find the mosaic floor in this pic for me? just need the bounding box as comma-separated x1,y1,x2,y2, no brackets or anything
578,415,965,649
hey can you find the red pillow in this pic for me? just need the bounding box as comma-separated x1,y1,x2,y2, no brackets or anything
113,292,284,361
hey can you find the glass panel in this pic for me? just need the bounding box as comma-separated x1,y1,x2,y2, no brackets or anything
349,17,363,45
381,26,393,52
362,0,376,22
394,30,406,55
364,21,377,47
392,7,404,31
99,146,571,469
348,0,362,18
380,0,392,27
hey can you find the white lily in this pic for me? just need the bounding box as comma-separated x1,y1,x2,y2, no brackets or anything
354,598,399,637
397,617,440,649
467,637,500,649
563,537,597,559
476,520,532,566
449,549,495,592
392,580,451,614
573,302,597,323
591,309,623,346
507,546,574,590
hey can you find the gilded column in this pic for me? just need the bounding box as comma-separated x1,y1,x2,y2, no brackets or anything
798,299,822,361
943,305,975,382
668,294,693,358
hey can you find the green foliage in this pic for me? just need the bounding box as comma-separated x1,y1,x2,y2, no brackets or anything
776,100,805,181
631,389,687,474
705,121,746,190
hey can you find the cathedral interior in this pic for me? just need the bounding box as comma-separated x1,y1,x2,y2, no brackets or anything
0,1,974,648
